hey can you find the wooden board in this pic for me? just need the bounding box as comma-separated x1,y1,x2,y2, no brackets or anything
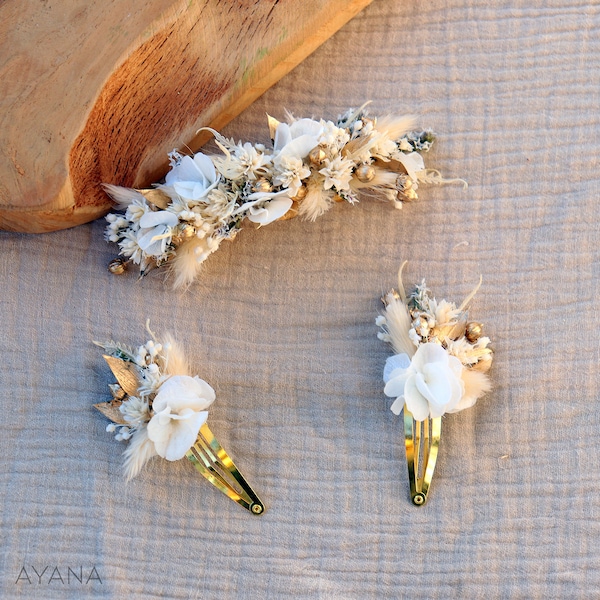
0,0,373,233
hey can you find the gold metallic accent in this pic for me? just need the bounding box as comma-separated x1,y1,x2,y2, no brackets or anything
309,147,326,165
267,114,281,141
186,423,265,515
277,201,299,221
465,322,483,343
138,188,171,209
252,178,273,193
180,224,196,239
102,355,143,397
401,187,418,201
404,406,441,506
355,164,375,182
292,185,307,201
108,258,127,275
93,400,128,425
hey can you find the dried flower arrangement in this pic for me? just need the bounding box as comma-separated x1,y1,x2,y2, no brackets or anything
377,263,493,505
103,105,464,288
94,325,264,514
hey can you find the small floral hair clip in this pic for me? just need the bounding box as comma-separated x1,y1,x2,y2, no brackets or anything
376,263,493,505
104,103,465,288
94,324,264,515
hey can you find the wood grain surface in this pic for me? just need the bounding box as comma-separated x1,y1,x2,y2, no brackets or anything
0,0,373,233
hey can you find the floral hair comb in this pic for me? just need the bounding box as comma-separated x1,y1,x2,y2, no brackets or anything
104,104,464,288
94,325,264,515
377,263,493,505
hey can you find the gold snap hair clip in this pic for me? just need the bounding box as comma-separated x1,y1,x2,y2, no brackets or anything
93,325,264,515
103,103,465,288
377,262,493,506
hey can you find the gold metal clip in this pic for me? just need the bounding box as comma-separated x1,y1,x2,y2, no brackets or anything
404,407,441,506
186,424,265,515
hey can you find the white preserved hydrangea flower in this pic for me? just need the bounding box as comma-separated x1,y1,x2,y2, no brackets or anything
147,375,216,461
245,190,293,225
383,342,465,420
165,153,219,201
136,210,179,257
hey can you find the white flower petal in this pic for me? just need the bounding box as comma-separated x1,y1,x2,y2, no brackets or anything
384,372,410,398
390,396,405,415
383,353,411,383
411,342,448,371
289,118,323,138
404,375,431,421
273,123,292,151
139,210,179,228
247,197,293,225
163,411,208,461
417,363,453,408
278,134,320,160
398,152,425,181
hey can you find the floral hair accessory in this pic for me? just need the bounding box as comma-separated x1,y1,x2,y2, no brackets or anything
104,104,465,288
94,325,264,515
377,263,493,505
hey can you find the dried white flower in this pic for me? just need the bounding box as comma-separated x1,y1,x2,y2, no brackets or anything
384,343,464,420
164,153,219,201
147,375,216,461
319,156,354,192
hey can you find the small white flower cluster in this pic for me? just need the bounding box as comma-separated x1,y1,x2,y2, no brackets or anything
97,333,215,479
377,271,493,421
104,106,458,288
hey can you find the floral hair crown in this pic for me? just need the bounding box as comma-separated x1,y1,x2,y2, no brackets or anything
377,263,493,505
94,324,264,515
104,105,465,288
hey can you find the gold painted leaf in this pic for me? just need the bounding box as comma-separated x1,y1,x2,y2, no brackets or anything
103,355,142,397
94,400,128,425
137,188,171,209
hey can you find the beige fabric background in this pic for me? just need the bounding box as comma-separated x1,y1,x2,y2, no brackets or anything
2,0,599,598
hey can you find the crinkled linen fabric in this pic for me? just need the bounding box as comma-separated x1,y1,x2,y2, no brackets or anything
1,0,599,598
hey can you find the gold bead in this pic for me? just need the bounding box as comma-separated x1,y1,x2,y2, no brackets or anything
465,322,483,342
292,185,307,201
252,178,273,193
400,187,418,202
181,224,196,239
309,147,326,165
108,258,127,275
355,165,375,182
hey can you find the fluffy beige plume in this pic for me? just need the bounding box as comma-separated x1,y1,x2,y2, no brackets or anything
162,333,190,376
102,184,146,209
460,369,492,411
123,426,157,481
169,238,207,290
297,179,334,221
384,297,415,357
375,114,417,142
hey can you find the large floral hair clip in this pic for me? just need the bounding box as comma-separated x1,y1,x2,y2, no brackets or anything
94,325,264,515
377,263,493,505
104,105,464,288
